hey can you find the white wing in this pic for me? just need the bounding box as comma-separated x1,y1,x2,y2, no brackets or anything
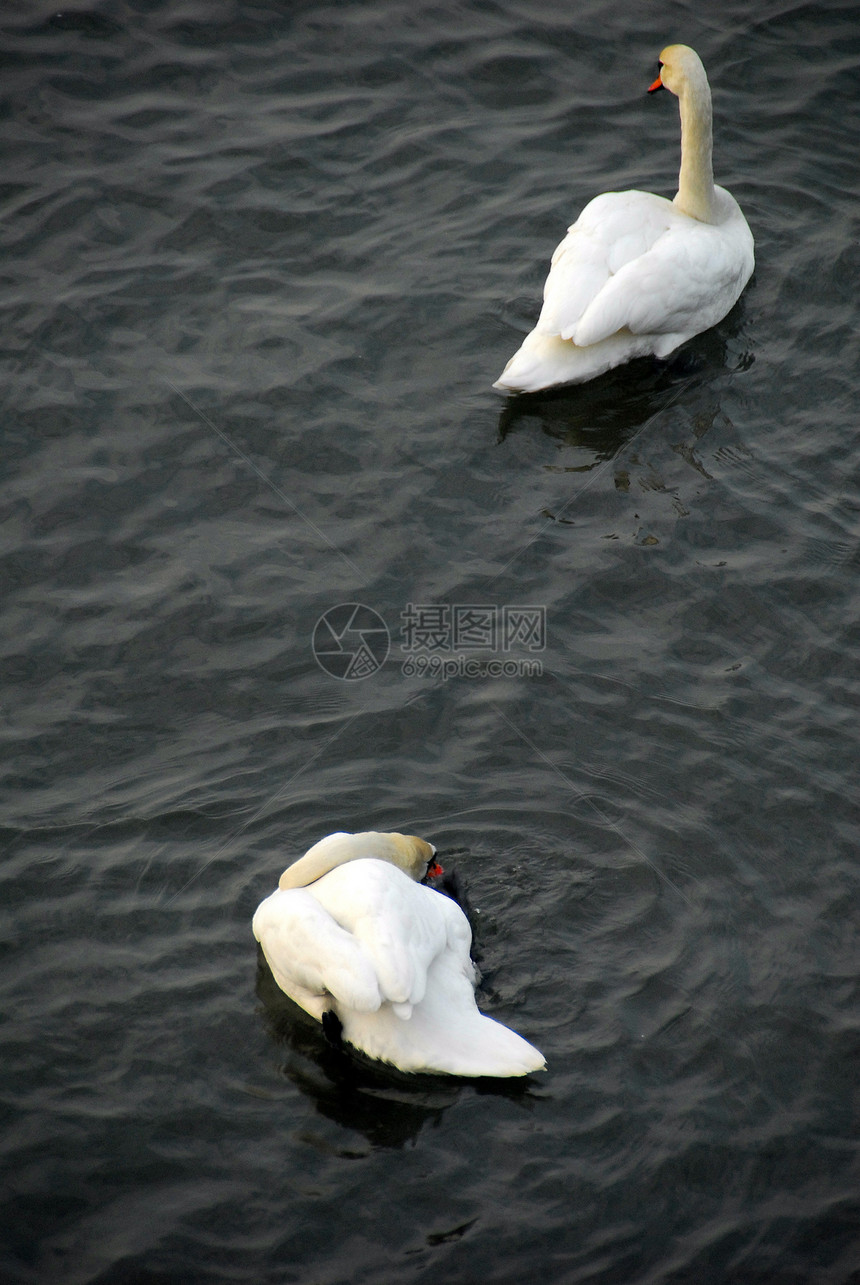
538,187,753,350
252,886,382,1016
311,860,453,1016
577,224,750,345
537,190,676,340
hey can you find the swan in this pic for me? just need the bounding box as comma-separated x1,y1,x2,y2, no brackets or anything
493,45,754,393
252,830,546,1077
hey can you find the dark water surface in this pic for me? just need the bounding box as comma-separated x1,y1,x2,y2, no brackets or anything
2,1,859,1281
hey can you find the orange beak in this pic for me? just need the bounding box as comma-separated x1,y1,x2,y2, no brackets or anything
648,72,664,94
427,860,444,878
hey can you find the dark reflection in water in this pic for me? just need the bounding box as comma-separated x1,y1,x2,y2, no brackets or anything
496,304,754,460
255,953,543,1151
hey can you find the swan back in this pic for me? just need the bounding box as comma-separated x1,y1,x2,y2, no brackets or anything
255,831,546,1077
254,852,546,1077
278,830,436,890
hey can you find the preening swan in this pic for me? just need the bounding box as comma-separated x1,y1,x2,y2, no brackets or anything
493,45,754,393
252,830,546,1077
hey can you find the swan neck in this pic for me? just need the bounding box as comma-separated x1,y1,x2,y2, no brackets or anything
675,72,715,223
278,831,432,890
278,833,354,888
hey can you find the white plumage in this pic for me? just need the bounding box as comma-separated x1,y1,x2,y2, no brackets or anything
494,45,754,393
252,831,546,1078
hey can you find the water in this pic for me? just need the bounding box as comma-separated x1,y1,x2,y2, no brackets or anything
2,1,859,1281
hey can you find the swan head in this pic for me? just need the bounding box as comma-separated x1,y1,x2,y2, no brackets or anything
373,831,440,881
278,830,439,889
647,44,707,100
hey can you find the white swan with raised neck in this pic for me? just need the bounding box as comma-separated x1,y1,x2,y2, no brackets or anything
494,45,754,393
